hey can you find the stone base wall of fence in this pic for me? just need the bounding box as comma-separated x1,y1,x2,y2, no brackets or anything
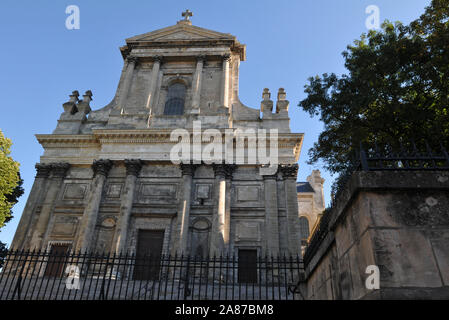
303,170,449,300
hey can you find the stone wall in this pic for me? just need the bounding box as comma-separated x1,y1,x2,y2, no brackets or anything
303,170,449,300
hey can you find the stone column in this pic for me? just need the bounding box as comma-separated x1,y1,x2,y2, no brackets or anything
29,163,70,250
146,56,162,110
78,159,112,253
11,164,52,250
210,164,234,256
263,172,280,256
190,55,205,113
172,163,197,255
114,159,142,254
224,165,235,251
280,164,301,255
220,54,231,108
118,56,138,108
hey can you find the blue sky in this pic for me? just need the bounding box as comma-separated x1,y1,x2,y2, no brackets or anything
0,0,431,246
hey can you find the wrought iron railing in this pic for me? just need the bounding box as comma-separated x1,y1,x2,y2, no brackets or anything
0,250,303,300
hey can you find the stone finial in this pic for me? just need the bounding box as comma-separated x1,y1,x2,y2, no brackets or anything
262,88,271,100
261,88,273,114
69,91,80,103
277,88,286,101
275,88,289,114
83,90,93,104
62,91,79,114
76,90,92,115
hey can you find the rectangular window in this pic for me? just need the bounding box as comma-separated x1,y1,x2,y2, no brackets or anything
238,249,258,284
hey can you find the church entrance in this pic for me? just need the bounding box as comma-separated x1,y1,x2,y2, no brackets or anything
44,243,70,277
238,249,258,283
133,230,164,280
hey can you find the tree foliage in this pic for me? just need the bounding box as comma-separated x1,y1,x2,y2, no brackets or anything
0,129,21,228
299,0,449,176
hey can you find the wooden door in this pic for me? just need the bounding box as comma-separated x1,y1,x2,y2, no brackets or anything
238,249,258,283
44,244,70,277
133,230,164,280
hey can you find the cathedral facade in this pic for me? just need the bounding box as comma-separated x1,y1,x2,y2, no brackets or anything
11,13,323,260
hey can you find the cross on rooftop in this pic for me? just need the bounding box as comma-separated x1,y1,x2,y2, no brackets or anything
182,9,193,21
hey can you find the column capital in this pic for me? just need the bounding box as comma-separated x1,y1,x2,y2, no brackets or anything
196,54,207,63
212,163,236,179
124,159,143,177
51,163,70,178
35,163,52,178
153,55,163,63
279,164,298,180
92,159,113,177
262,173,278,180
222,53,231,62
180,163,198,176
126,56,138,64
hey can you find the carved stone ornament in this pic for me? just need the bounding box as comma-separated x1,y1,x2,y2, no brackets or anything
92,159,113,177
279,164,298,179
222,53,231,62
50,163,71,178
35,163,52,178
212,163,236,179
126,56,139,64
180,163,198,176
124,159,143,177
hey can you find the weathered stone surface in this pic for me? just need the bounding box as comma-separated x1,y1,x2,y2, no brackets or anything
304,170,449,300
13,15,308,276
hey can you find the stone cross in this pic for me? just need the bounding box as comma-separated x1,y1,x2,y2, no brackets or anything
182,9,193,21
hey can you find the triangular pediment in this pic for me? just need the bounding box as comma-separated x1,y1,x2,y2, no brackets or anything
126,22,235,43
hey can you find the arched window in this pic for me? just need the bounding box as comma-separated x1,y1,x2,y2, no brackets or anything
164,83,186,115
299,217,310,241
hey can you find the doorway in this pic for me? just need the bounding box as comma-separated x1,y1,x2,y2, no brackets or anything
238,249,258,283
133,230,164,280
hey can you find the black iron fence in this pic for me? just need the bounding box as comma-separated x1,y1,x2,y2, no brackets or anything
358,141,449,171
0,250,304,300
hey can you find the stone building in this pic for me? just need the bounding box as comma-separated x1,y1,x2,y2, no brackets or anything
11,12,320,261
297,170,325,247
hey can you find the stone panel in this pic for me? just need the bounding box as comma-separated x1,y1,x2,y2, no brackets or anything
106,183,123,199
372,228,442,288
140,183,178,199
51,215,79,237
236,186,259,202
62,183,88,200
235,221,260,242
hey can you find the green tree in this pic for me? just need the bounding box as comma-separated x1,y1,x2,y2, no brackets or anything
0,129,23,265
299,0,449,179
0,129,21,228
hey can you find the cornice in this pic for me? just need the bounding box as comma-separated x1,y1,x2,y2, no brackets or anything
35,134,99,147
35,130,303,160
